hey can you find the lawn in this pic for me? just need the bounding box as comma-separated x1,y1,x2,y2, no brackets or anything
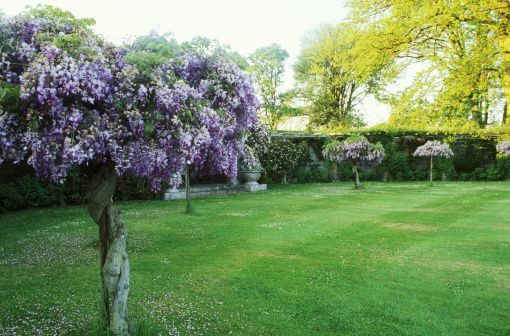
0,182,509,335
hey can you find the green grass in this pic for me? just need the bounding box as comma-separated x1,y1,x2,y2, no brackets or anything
1,182,509,335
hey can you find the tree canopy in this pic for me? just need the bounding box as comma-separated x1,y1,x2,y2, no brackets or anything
346,0,510,129
248,43,289,130
295,24,390,130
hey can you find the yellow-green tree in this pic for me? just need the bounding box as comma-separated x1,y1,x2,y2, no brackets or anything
294,24,390,129
348,0,510,127
249,44,289,130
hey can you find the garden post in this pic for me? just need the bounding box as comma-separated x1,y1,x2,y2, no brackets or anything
430,156,434,185
352,162,361,189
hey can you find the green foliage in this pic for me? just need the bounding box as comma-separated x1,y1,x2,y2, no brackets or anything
336,122,510,141
347,0,509,129
0,184,23,212
115,174,162,201
25,5,98,56
259,138,307,182
124,33,179,77
379,143,411,180
291,163,330,183
124,34,249,79
276,130,507,183
26,5,95,27
434,157,456,179
181,36,249,70
249,44,289,129
295,24,387,129
61,168,88,205
452,141,484,173
0,170,162,212
0,176,61,212
0,83,21,113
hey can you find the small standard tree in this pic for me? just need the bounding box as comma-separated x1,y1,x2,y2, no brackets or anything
413,140,454,185
0,8,258,335
323,135,384,189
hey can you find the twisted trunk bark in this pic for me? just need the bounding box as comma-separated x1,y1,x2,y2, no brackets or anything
87,164,130,335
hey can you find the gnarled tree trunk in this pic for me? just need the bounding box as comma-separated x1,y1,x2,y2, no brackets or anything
87,164,130,336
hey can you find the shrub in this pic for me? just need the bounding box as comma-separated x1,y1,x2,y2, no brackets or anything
379,144,411,180
115,174,162,201
62,168,88,204
292,163,329,183
0,176,61,212
452,141,482,172
260,138,307,183
0,184,23,212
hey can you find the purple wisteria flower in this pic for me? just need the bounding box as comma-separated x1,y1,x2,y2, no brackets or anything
413,140,454,158
323,135,384,189
413,140,453,184
0,14,259,191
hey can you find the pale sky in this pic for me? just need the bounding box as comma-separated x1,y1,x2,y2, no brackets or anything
0,0,390,125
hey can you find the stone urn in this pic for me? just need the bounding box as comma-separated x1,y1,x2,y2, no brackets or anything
241,170,261,185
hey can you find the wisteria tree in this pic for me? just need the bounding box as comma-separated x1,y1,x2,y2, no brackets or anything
323,135,384,189
413,140,454,185
0,7,258,335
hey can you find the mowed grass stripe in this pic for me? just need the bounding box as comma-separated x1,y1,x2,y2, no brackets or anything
0,182,509,335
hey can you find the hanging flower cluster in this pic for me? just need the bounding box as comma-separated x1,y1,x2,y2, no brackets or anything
323,135,385,165
413,140,454,158
0,12,259,190
496,141,510,156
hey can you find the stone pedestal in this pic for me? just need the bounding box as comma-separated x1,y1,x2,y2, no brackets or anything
243,183,267,192
163,183,266,201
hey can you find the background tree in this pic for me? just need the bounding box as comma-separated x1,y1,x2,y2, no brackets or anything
294,24,390,130
249,44,289,129
0,7,258,334
323,135,385,189
413,140,454,185
180,35,249,70
348,0,510,127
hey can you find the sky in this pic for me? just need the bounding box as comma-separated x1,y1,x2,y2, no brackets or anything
0,0,391,125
